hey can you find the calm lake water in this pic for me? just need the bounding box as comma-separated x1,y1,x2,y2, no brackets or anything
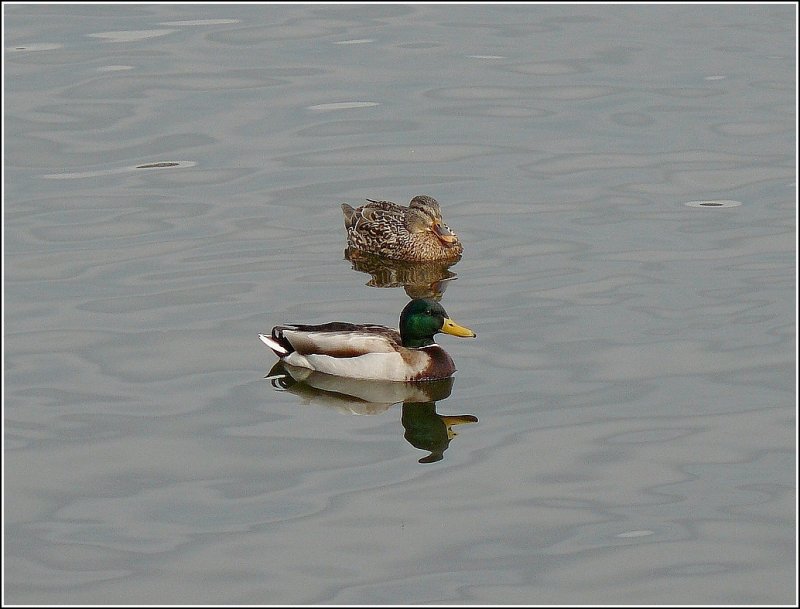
3,3,797,605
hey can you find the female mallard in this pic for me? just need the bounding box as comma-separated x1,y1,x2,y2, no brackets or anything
258,298,476,381
341,195,463,262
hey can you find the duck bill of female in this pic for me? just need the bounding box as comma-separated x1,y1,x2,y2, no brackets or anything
433,222,459,245
441,317,476,338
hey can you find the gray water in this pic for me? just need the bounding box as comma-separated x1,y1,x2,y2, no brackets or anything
3,3,796,605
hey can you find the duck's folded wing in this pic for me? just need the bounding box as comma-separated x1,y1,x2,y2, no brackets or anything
280,323,401,357
364,199,398,208
357,203,404,226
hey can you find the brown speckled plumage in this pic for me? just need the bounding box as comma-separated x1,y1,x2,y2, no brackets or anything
342,195,463,262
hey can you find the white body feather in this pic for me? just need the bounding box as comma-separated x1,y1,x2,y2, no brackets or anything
283,351,411,381
259,333,288,355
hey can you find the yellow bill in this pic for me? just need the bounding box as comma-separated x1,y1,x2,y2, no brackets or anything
441,317,476,338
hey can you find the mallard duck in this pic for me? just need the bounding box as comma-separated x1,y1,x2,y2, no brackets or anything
341,195,463,262
258,298,476,381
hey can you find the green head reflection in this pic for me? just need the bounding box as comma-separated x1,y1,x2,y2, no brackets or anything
402,402,478,463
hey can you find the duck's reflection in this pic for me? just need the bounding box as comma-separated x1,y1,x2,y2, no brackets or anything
267,361,477,463
344,247,458,300
402,402,478,463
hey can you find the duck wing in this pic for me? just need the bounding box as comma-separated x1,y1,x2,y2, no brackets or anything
342,199,408,233
273,323,402,358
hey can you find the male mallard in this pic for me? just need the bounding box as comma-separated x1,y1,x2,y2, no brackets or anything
341,195,463,262
258,298,476,381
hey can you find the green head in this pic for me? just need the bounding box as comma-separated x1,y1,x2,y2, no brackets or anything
399,298,476,348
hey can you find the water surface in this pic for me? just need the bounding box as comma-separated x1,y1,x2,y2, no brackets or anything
3,3,796,605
